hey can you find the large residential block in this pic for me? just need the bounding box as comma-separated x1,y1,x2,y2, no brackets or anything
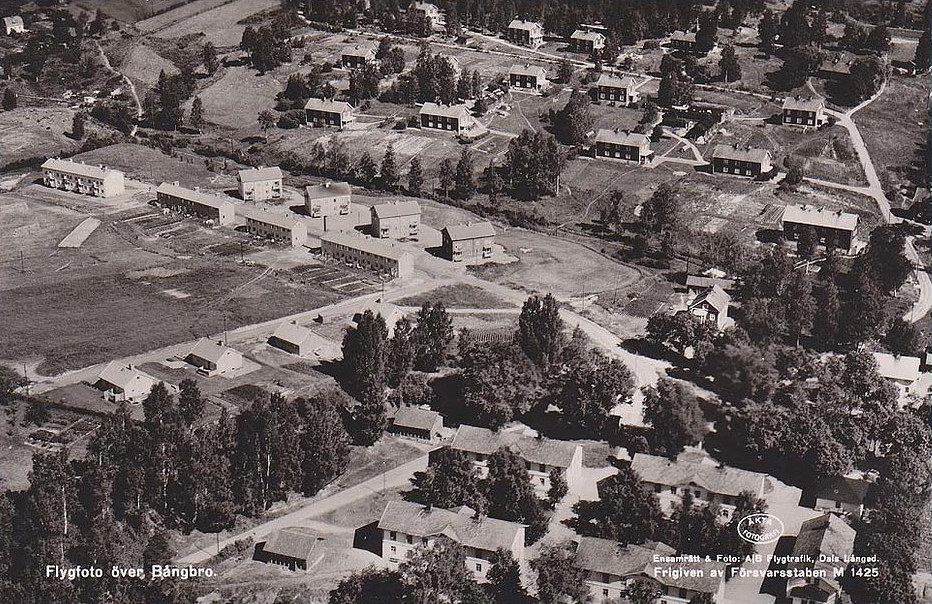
238,166,283,202
782,96,826,128
419,102,473,134
305,181,351,217
239,206,307,247
710,144,773,177
785,514,856,604
509,63,548,92
446,424,583,496
570,29,605,54
370,200,421,239
630,451,767,518
304,98,355,129
595,129,652,163
320,231,414,279
440,222,495,262
781,204,858,254
156,181,236,225
506,19,544,48
575,537,726,604
42,158,125,197
377,501,524,580
594,74,641,105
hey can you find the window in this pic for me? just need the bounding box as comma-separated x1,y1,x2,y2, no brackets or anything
654,484,662,493
476,563,482,572
540,477,545,485
603,589,609,596
406,536,413,544
390,545,396,553
389,531,396,540
835,501,841,508
422,537,428,545
695,490,701,498
670,486,677,494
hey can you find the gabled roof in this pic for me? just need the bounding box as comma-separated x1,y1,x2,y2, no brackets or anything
239,206,304,230
187,338,238,364
685,275,736,291
872,352,921,383
789,514,855,587
571,30,605,42
306,181,352,199
671,30,697,43
419,102,470,120
783,96,825,112
4,16,25,27
320,231,410,261
781,204,859,232
575,537,724,594
42,157,122,180
689,284,730,314
630,452,766,497
442,222,495,241
392,406,442,431
595,128,650,148
509,63,547,79
97,362,154,392
156,182,235,211
507,19,543,34
343,44,377,58
262,528,318,561
814,476,869,506
377,500,522,552
304,98,354,114
271,321,327,350
595,73,640,89
409,1,440,13
711,144,772,164
238,166,283,183
371,200,421,219
450,425,580,468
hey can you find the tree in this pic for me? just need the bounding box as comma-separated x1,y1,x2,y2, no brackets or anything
438,158,454,196
400,540,479,603
341,309,388,405
189,96,204,131
553,88,593,145
532,541,589,604
383,48,406,75
719,44,741,82
488,548,524,603
842,268,887,344
380,144,399,190
885,318,923,356
459,341,540,428
2,88,16,110
546,468,568,509
556,57,573,84
485,160,504,206
409,447,485,510
386,317,415,388
177,378,204,428
780,1,812,48
258,110,276,141
842,23,869,49
915,29,931,71
783,270,815,345
784,46,826,88
411,302,454,371
628,579,663,604
640,100,660,126
298,393,350,495
349,64,381,102
643,378,705,456
356,151,377,186
0,365,26,405
813,279,841,346
639,183,685,255
202,41,219,75
516,294,566,372
71,112,86,139
696,11,719,52
849,56,886,102
758,9,778,52
646,312,716,357
329,567,405,604
558,351,634,434
504,129,565,200
811,9,829,48
456,69,472,100
866,25,891,53
454,146,476,200
486,447,548,540
860,226,912,293
407,157,424,195
572,464,663,544
658,70,694,107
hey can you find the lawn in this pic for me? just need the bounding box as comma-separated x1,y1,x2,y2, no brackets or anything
196,64,285,130
396,283,516,309
118,43,179,87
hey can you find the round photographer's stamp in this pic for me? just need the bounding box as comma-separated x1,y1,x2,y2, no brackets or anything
737,513,785,544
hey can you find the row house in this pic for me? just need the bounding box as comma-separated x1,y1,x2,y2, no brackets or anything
305,181,352,217
156,181,236,226
505,19,544,48
239,206,308,247
781,204,859,254
446,424,583,496
378,500,524,581
419,102,474,134
594,74,641,105
304,97,356,129
42,158,125,198
238,166,283,202
569,29,605,54
710,144,773,177
595,129,652,163
440,221,495,262
371,200,421,239
319,231,414,279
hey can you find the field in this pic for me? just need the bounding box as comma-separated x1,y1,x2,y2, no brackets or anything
118,43,179,87
74,0,192,23
0,106,82,167
854,75,929,206
136,0,236,33
70,143,230,188
196,64,285,130
149,0,279,47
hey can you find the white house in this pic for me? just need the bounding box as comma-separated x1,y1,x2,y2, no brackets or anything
4,16,26,35
238,166,283,202
268,321,330,357
185,338,243,376
813,475,869,519
872,352,922,396
94,362,156,403
42,158,125,198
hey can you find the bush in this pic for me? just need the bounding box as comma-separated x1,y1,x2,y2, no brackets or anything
277,109,305,129
644,40,661,50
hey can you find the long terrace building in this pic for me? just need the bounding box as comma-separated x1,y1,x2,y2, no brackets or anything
239,206,308,247
156,182,235,225
319,231,414,279
41,157,125,197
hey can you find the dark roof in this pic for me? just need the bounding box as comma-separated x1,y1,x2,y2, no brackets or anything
449,425,579,468
377,501,522,552
789,514,855,593
156,182,235,211
509,63,547,79
685,275,736,291
392,406,442,432
262,528,318,561
371,200,421,219
782,96,824,112
814,476,869,506
304,98,354,114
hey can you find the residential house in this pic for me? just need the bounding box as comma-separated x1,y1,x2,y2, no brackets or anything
595,129,652,163
509,63,549,92
506,19,544,48
686,284,730,330
268,321,330,357
319,231,414,279
782,96,826,128
4,16,26,35
342,44,377,69
685,274,736,294
42,158,125,198
785,514,856,604
304,98,355,129
255,528,319,572
630,451,767,518
94,362,156,403
570,29,605,54
352,300,405,336
446,424,583,496
408,2,443,29
594,74,641,105
575,536,726,604
710,144,773,177
156,181,236,225
239,207,307,247
872,352,922,396
670,30,701,53
814,475,870,519
781,204,859,254
370,200,421,239
440,222,495,262
419,102,474,134
389,406,443,442
238,166,283,202
185,338,243,376
377,500,525,580
305,181,352,217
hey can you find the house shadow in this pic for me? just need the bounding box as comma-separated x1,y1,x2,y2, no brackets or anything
760,536,797,599
252,540,268,562
756,228,784,244
240,135,265,144
693,163,713,174
353,521,382,556
424,245,445,258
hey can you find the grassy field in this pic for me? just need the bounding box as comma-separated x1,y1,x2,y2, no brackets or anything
70,143,228,188
396,284,516,309
74,0,191,23
118,43,179,87
196,64,285,130
151,0,278,47
0,106,82,167
136,0,234,33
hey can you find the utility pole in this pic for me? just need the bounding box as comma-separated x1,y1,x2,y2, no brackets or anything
223,316,228,346
20,250,24,274
240,241,245,264
22,363,29,397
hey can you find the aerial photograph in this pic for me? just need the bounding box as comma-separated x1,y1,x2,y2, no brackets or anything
0,0,929,602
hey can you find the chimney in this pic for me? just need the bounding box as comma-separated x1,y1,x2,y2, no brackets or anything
425,503,432,512
194,186,200,192
172,180,179,186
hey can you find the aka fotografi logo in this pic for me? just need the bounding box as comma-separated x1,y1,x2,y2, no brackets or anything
737,513,785,544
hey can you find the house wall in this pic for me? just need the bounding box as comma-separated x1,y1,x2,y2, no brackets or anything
269,336,301,355
783,108,823,127
306,108,348,128
306,193,351,217
596,141,647,163
320,239,411,278
597,86,634,104
814,497,863,518
786,577,840,604
782,221,854,253
381,532,519,581
245,217,307,247
157,191,235,225
643,480,759,519
712,156,770,176
44,168,125,197
420,113,463,132
342,54,370,68
388,425,433,441
441,234,494,262
239,178,283,201
507,27,543,47
510,73,544,90
372,212,420,239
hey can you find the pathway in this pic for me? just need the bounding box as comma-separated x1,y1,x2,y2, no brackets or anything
96,40,142,136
